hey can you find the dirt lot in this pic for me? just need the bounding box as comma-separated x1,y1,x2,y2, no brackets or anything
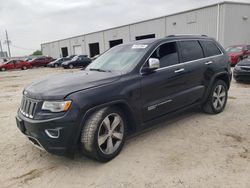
0,68,250,188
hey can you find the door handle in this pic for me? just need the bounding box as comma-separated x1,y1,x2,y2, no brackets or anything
205,61,213,65
174,68,185,73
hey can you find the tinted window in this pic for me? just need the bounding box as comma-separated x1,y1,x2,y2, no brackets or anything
200,40,221,57
150,42,179,68
180,41,204,62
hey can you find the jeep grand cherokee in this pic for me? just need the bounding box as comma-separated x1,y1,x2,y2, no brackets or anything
16,35,232,162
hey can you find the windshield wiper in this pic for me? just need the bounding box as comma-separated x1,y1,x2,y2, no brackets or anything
89,68,111,72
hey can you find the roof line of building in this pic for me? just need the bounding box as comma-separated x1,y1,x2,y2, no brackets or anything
41,1,250,45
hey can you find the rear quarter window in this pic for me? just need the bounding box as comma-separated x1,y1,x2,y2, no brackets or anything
179,40,204,62
200,40,221,57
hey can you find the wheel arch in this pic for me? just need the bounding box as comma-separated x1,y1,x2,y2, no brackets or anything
74,100,138,147
202,72,231,103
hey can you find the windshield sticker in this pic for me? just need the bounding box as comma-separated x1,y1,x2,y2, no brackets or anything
132,44,148,49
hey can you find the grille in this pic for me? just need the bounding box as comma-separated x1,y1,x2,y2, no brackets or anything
20,97,37,119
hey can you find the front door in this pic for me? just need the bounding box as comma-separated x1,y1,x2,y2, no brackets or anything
141,42,189,121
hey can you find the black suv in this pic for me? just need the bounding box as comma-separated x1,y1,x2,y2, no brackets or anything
16,35,231,162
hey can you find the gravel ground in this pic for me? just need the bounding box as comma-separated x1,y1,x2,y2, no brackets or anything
0,68,249,188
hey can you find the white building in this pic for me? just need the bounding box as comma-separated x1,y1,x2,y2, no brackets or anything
41,1,250,58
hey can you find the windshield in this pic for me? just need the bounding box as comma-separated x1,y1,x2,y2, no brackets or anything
226,46,243,53
72,56,79,61
86,44,148,72
54,58,62,62
2,60,11,64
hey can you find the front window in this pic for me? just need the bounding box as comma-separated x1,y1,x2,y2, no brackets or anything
226,46,243,53
72,56,79,61
86,44,148,72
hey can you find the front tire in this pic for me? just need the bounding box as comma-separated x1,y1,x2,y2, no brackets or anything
22,66,27,70
69,64,73,69
202,80,228,114
54,64,58,68
81,107,127,162
1,67,6,71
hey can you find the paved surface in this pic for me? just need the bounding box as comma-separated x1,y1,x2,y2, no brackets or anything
0,68,250,188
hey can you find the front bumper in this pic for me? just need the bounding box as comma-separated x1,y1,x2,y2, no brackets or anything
16,111,79,157
233,69,250,81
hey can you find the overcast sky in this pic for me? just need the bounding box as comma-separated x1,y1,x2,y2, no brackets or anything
0,0,249,56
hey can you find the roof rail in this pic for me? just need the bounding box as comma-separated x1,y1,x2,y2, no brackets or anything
166,34,208,37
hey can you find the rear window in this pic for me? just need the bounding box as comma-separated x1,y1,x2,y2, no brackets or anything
200,40,221,57
180,41,204,62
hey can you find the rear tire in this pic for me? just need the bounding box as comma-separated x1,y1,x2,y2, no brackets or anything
69,64,73,69
54,64,58,68
80,107,127,162
202,80,228,114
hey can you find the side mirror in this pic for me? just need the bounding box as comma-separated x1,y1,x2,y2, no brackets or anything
141,58,160,74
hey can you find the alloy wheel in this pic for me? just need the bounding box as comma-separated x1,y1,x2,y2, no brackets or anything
97,113,124,155
212,84,226,111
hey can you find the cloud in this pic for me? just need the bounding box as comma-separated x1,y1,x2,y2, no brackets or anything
0,0,248,56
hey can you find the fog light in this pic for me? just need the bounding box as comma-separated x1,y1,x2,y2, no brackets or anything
45,129,60,138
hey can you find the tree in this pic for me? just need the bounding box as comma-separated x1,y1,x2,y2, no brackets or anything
32,50,42,56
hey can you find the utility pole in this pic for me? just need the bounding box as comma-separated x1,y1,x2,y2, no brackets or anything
5,30,11,57
0,40,3,57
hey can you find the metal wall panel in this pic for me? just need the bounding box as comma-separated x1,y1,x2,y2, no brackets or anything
129,18,166,41
103,26,130,50
41,2,250,58
84,32,105,57
223,3,250,48
165,6,218,38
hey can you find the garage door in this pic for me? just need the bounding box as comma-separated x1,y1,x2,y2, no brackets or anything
73,45,82,55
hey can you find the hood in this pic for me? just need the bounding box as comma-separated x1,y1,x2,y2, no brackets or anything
237,58,250,66
24,70,121,100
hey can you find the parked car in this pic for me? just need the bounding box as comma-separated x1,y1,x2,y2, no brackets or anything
47,57,71,68
62,55,92,69
233,55,250,82
16,35,231,162
29,56,54,67
226,45,250,66
0,60,32,71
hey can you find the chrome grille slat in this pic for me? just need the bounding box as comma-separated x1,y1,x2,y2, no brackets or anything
20,97,37,119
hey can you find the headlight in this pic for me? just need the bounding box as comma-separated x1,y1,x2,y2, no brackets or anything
42,101,72,112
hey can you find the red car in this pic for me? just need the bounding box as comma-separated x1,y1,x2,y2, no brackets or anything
0,60,32,71
29,56,54,67
226,45,250,66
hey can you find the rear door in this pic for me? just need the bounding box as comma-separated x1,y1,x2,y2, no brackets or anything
141,41,190,121
178,40,207,104
199,39,224,85
15,60,22,69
